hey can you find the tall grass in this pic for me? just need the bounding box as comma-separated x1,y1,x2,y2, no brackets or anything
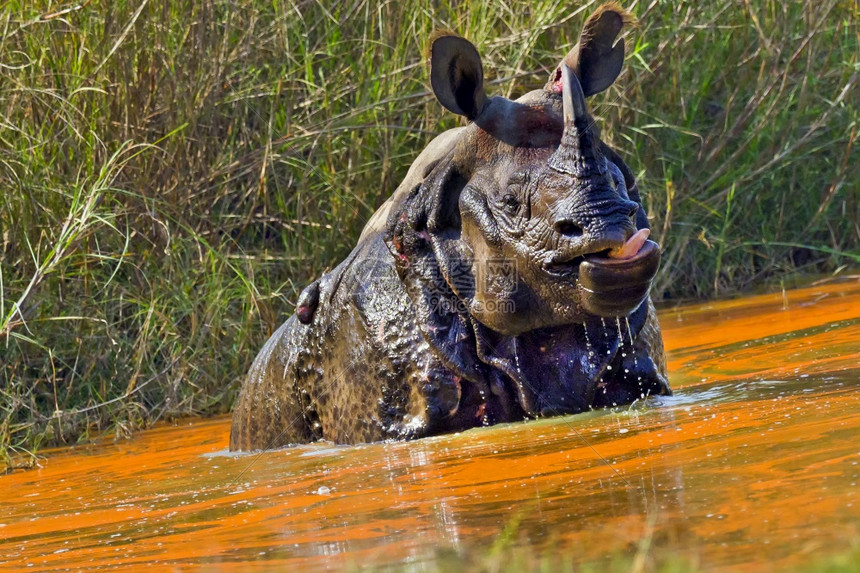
612,1,859,299
0,0,857,458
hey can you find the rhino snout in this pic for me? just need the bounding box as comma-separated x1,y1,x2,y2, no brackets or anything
552,196,638,249
582,227,635,257
542,196,642,280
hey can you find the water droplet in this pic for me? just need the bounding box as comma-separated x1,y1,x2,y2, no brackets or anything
582,323,594,359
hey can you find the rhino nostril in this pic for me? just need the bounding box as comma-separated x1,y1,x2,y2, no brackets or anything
555,220,583,237
626,203,639,219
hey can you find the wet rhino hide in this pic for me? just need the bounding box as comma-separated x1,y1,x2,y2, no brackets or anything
230,3,670,451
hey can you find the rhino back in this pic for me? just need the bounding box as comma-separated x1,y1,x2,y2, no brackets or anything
358,128,463,243
229,314,314,450
229,232,465,449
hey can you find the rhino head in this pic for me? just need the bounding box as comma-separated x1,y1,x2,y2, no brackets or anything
388,5,658,338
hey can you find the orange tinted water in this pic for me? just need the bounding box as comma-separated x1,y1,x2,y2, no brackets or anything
2,281,858,571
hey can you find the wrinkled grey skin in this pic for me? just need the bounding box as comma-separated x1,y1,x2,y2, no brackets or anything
231,4,671,451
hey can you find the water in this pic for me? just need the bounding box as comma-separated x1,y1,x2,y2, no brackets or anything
2,281,858,571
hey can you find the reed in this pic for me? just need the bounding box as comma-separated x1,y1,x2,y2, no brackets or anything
1,0,857,456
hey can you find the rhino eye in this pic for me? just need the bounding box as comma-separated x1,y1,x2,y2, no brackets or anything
502,193,520,214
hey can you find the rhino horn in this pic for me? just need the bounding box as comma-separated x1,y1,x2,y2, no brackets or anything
549,63,605,177
561,63,587,126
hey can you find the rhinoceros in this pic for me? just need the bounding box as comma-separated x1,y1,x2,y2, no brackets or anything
230,3,670,451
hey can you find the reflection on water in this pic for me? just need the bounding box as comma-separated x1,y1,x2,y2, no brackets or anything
1,281,858,571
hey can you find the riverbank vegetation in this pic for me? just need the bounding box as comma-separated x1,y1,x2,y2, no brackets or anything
1,0,857,458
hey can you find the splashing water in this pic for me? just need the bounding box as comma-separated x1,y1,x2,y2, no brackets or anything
582,322,594,359
614,316,628,381
624,315,640,375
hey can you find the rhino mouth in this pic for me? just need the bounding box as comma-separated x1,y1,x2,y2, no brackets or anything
577,232,660,317
544,254,586,277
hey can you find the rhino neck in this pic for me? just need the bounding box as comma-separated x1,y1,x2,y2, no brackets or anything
471,302,653,418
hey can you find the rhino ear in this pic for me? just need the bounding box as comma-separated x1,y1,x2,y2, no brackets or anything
548,3,635,97
429,32,487,120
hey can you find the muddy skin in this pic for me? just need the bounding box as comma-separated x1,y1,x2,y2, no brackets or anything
230,3,671,451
